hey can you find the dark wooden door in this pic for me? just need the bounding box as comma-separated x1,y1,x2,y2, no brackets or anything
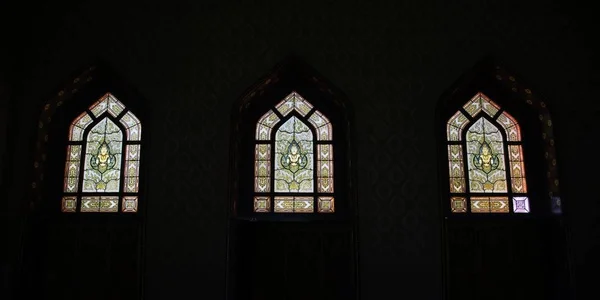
445,219,570,300
228,221,357,300
21,214,141,300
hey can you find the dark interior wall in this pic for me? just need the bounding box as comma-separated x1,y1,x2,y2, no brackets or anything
0,0,12,202
3,0,598,299
0,67,7,190
1,2,16,295
0,56,9,300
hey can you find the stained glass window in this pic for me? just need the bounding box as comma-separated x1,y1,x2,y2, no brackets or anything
446,93,528,213
253,92,334,213
62,93,141,213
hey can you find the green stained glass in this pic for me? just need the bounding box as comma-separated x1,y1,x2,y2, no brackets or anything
83,117,123,192
466,118,507,193
274,116,314,192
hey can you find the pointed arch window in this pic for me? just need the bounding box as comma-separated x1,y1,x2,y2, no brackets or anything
228,58,358,299
61,93,141,213
254,92,334,213
446,93,528,213
439,59,570,300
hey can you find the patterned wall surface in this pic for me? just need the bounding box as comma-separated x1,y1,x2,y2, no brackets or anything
3,1,598,299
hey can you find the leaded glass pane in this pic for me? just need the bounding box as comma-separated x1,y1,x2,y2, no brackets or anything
447,111,469,141
274,117,314,193
466,118,507,193
82,118,123,193
513,196,530,213
255,110,280,140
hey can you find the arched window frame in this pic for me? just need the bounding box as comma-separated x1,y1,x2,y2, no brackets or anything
228,56,357,221
28,62,149,217
436,57,563,218
61,92,142,213
446,92,528,213
253,92,334,214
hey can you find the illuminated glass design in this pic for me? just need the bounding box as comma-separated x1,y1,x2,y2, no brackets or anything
446,93,528,213
62,93,141,213
254,92,334,213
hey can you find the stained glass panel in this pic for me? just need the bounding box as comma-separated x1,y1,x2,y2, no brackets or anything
254,144,271,192
450,197,467,213
87,94,143,141
317,144,334,193
100,196,119,212
255,110,280,140
466,118,507,193
90,96,109,117
512,196,530,213
481,96,500,117
274,196,314,213
63,145,82,193
120,111,141,141
308,110,332,141
318,197,334,213
447,145,466,193
496,112,521,141
107,94,125,117
275,94,295,116
81,195,119,212
254,196,271,213
471,196,509,213
69,113,93,141
80,196,99,212
508,145,527,193
125,145,141,193
463,94,481,117
63,93,141,214
253,92,336,214
462,93,500,118
294,97,313,116
275,92,314,117
122,196,138,213
274,117,314,193
447,111,470,141
447,93,530,214
489,197,510,213
82,118,123,193
89,93,128,118
61,196,77,212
